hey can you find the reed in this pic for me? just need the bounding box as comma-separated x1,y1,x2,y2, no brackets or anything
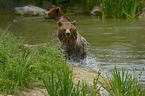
100,66,143,96
101,0,143,18
68,0,99,13
67,0,143,18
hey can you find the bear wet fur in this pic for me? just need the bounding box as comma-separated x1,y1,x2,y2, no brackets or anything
57,21,87,62
44,5,70,22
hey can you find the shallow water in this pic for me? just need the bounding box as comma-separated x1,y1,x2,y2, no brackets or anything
0,11,145,85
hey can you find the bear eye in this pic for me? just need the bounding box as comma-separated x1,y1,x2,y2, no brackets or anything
61,29,66,32
70,29,74,32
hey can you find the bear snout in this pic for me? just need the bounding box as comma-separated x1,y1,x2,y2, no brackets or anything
66,31,71,37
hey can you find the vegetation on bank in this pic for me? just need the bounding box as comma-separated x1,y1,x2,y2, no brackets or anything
42,63,144,96
0,29,144,95
98,0,144,18
42,64,101,96
21,0,145,18
100,67,143,96
0,28,65,95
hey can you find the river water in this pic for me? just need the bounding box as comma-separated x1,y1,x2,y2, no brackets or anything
0,11,145,86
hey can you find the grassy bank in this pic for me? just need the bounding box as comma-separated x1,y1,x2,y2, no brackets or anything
0,29,144,95
0,28,66,95
42,64,143,96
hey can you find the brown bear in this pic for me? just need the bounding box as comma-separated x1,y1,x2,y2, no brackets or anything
44,5,70,22
57,21,87,62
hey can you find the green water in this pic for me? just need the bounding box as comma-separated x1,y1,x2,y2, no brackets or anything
0,11,145,85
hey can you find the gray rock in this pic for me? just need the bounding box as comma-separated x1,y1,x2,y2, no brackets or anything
90,6,100,15
15,5,48,16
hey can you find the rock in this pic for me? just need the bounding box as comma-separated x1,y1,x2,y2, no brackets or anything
138,7,145,19
42,1,53,10
15,5,48,16
90,6,100,15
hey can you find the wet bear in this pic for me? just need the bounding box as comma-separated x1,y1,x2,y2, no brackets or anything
57,21,87,62
44,5,70,22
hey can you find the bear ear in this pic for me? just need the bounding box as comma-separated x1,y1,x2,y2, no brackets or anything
71,20,76,25
58,21,63,27
56,7,60,12
52,5,56,8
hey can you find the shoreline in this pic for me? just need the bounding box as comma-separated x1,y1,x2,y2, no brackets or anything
21,66,108,96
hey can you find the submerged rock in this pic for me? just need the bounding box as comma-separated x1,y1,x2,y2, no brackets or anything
15,5,48,16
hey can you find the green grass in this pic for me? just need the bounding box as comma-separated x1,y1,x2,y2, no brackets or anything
42,64,144,96
68,0,144,18
42,64,101,96
0,28,30,94
100,66,143,96
100,0,144,18
0,28,66,95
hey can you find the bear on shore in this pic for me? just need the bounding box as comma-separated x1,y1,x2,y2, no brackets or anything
57,21,87,62
44,5,70,22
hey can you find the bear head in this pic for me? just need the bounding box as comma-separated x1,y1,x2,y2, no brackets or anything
44,5,64,20
57,21,77,43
